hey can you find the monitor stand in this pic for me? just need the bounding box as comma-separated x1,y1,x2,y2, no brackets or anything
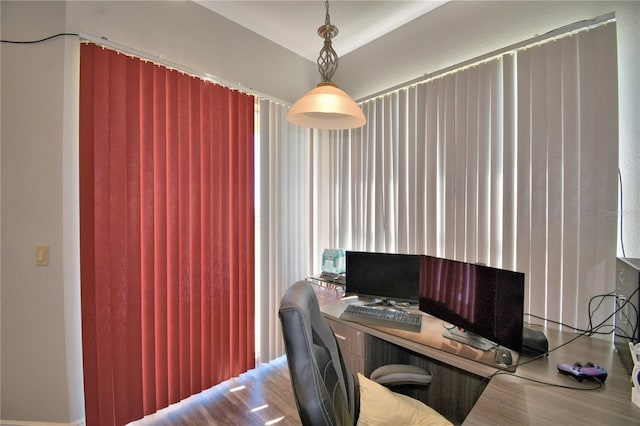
443,327,496,351
363,298,412,310
364,298,394,307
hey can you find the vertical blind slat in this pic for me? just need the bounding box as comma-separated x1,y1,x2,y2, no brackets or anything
465,68,479,263
502,54,516,271
257,100,310,363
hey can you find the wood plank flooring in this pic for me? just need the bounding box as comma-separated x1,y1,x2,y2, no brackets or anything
129,356,301,426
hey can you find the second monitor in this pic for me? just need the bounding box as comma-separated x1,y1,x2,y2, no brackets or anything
345,251,420,305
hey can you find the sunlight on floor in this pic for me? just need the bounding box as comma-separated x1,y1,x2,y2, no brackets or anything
127,356,298,425
265,416,285,425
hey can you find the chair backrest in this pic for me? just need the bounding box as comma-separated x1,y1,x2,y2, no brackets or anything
279,280,359,426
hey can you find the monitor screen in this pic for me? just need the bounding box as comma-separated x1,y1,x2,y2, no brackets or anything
419,255,525,352
346,251,420,304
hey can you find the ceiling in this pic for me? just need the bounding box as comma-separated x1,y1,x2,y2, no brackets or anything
195,1,448,62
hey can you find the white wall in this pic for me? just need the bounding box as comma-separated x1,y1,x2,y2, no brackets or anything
1,0,638,424
1,3,79,423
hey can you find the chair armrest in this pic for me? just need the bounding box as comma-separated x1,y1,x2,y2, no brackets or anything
369,364,432,386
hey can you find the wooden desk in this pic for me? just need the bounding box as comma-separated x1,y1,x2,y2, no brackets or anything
321,298,640,425
465,326,639,425
322,296,517,375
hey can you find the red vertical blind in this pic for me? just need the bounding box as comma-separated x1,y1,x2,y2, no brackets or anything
79,42,255,426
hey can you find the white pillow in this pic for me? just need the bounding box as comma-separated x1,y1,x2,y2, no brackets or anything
356,373,452,426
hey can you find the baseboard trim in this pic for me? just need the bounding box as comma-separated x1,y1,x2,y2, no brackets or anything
0,418,85,426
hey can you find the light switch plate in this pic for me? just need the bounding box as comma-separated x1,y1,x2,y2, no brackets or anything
35,245,49,266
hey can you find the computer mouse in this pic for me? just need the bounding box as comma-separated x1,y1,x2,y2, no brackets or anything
495,347,513,366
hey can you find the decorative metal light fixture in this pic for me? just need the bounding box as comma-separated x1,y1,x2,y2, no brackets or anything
286,0,366,130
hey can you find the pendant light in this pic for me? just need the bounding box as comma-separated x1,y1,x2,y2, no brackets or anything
286,0,366,130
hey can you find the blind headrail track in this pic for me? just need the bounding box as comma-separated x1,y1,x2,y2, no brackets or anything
79,32,291,107
357,12,616,104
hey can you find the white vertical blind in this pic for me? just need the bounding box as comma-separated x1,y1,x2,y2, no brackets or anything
257,100,310,362
316,21,618,332
516,23,618,330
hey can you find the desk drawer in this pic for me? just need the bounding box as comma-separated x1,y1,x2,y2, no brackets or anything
327,318,365,374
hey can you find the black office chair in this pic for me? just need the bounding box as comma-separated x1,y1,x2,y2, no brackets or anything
279,280,451,426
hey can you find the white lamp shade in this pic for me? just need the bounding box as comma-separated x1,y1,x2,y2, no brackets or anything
287,82,366,130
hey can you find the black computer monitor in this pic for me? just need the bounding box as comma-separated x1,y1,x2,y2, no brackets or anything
418,255,525,352
345,251,420,305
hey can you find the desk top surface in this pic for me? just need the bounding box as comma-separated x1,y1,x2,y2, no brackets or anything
465,326,640,425
321,297,640,425
322,296,519,375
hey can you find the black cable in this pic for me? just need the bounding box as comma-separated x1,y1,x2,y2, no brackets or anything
475,288,640,399
1,32,79,44
607,286,639,340
490,369,603,391
586,290,638,339
586,291,616,336
525,290,639,347
614,295,639,342
618,168,626,257
524,286,639,337
473,323,607,401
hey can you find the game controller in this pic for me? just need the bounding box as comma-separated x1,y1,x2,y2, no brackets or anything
556,361,608,382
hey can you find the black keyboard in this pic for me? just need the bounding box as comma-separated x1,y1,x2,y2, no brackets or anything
340,304,422,332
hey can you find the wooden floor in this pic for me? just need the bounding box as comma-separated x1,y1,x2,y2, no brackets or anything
129,356,301,426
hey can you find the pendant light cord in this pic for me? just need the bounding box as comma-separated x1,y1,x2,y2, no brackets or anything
325,0,331,25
